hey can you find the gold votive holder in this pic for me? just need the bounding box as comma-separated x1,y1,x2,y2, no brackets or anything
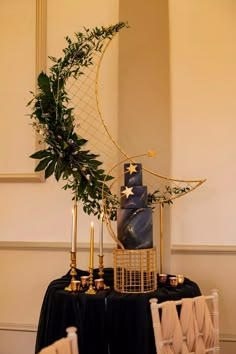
169,276,178,287
158,273,168,284
177,274,185,285
71,280,81,292
95,278,104,291
80,275,90,289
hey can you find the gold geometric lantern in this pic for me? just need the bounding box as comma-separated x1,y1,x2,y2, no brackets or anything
113,247,157,294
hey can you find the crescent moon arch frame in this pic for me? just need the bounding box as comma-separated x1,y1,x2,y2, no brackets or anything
66,27,206,247
66,31,129,178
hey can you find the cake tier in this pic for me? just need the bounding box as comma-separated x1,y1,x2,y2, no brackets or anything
120,186,148,209
124,163,142,187
117,208,153,249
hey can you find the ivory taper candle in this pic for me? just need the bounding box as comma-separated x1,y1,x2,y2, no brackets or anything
89,222,94,269
71,200,77,252
99,213,104,256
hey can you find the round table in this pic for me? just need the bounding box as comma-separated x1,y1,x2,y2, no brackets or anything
35,268,201,354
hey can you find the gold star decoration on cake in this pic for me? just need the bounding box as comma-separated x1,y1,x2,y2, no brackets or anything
126,163,137,175
121,186,134,199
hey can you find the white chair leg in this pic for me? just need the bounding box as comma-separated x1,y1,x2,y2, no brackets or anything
211,289,220,354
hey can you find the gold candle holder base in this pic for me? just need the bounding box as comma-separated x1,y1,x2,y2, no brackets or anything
98,255,110,290
65,251,77,292
85,267,96,295
85,285,96,294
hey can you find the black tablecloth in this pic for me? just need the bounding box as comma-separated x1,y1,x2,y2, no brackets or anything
35,268,201,354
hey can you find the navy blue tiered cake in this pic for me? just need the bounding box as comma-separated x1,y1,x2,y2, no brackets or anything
117,163,153,249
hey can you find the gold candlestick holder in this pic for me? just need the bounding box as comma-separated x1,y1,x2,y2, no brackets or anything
85,267,96,294
98,255,110,289
65,251,77,291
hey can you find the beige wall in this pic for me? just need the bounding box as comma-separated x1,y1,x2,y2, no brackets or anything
168,2,236,350
0,0,120,245
119,0,171,273
0,1,236,353
0,0,36,174
169,0,236,246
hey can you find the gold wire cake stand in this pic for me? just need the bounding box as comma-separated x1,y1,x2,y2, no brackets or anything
113,247,157,293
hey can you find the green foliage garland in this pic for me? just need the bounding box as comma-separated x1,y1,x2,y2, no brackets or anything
28,22,128,218
148,186,191,207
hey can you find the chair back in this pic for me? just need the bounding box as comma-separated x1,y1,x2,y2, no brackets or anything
149,289,219,354
38,326,79,354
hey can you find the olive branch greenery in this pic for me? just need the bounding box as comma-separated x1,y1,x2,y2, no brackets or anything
148,186,191,207
28,22,128,219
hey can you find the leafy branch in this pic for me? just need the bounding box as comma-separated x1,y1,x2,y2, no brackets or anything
148,186,191,207
28,22,128,218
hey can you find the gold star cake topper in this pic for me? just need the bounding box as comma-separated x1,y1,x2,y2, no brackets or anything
121,186,134,199
126,163,137,175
